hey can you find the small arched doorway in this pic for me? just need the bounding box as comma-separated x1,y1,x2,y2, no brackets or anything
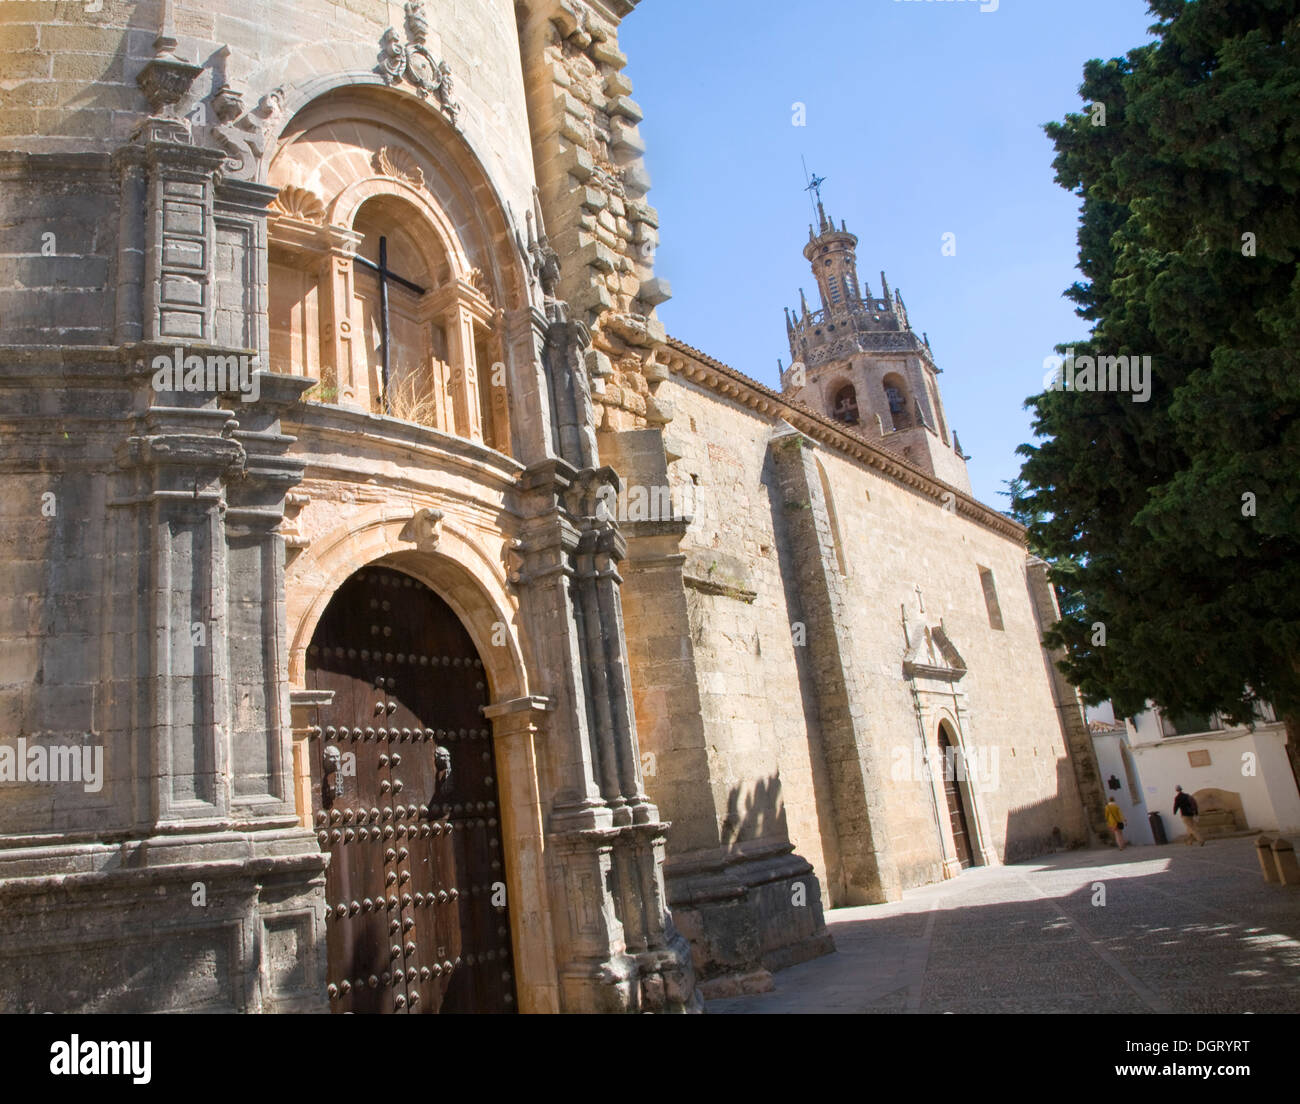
937,722,978,870
306,564,516,1013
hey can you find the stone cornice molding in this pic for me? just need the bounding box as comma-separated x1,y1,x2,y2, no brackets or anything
664,336,1026,544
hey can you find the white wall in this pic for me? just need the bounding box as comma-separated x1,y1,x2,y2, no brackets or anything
1127,722,1300,837
1092,732,1153,845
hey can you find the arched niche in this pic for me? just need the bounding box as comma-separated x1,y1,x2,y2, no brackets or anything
263,85,524,453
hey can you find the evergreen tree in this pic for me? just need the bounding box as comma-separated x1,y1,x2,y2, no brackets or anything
1017,0,1300,739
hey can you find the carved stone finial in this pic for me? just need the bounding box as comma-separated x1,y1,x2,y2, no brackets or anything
137,33,203,117
528,187,562,300
405,1,430,45
398,507,444,552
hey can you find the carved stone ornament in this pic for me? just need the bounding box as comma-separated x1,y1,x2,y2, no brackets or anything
467,267,493,304
398,506,445,552
504,538,525,586
372,146,425,189
137,34,203,116
902,623,967,683
270,185,326,224
376,2,461,125
207,80,285,180
212,84,244,124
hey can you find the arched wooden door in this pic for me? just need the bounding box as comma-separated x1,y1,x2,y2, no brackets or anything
306,565,516,1013
937,724,977,870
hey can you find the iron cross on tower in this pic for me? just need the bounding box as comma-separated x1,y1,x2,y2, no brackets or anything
353,236,427,415
802,157,826,225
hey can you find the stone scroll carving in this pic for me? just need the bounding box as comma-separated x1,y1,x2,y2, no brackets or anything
209,83,285,180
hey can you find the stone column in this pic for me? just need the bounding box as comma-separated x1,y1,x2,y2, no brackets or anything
483,695,562,1013
117,364,245,825
289,690,334,827
224,371,316,815
951,698,998,868
504,291,698,1010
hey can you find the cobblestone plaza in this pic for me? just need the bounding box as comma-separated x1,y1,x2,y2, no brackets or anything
709,837,1300,1015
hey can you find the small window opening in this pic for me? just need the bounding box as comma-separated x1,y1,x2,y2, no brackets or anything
978,567,1004,631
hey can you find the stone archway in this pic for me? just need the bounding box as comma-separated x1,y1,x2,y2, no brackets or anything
287,512,560,1012
264,82,527,445
937,721,979,870
306,563,514,1012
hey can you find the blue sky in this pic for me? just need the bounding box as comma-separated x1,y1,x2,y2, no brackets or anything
620,0,1159,508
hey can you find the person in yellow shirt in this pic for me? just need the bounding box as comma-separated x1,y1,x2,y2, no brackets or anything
1104,798,1128,851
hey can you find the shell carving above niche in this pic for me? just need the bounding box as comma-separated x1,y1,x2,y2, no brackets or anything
373,146,425,189
270,185,326,224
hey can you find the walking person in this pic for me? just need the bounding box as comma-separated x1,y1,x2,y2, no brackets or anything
1173,784,1205,845
1104,797,1128,850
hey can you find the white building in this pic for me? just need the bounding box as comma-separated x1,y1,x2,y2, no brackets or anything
1088,703,1300,845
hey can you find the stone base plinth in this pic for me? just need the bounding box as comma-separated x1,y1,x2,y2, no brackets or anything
667,841,834,995
0,828,328,1013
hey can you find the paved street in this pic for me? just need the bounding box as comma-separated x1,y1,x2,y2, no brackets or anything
707,837,1300,1014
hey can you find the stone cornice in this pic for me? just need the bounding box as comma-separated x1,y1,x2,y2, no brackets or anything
285,401,524,492
663,336,1026,544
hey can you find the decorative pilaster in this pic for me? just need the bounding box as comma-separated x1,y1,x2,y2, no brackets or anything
483,695,562,1013
142,141,227,344
506,250,698,1009
769,422,901,905
224,372,315,814
116,388,245,825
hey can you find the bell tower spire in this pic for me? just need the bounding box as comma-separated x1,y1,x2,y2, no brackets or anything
782,177,971,493
800,170,861,317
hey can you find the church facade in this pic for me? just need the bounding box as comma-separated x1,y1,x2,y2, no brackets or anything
0,0,1103,1012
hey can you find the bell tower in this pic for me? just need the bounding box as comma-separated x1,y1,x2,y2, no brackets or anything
780,183,971,493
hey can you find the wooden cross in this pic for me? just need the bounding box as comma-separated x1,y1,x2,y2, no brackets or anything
354,235,427,415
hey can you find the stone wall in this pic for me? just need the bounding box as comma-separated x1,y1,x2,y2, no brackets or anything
0,0,538,202
0,0,702,1013
517,0,670,433
607,338,1093,986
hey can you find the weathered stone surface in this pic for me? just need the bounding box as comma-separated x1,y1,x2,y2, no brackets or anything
0,0,1094,1014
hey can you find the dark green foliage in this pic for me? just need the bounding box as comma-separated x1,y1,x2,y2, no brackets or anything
1017,0,1300,724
